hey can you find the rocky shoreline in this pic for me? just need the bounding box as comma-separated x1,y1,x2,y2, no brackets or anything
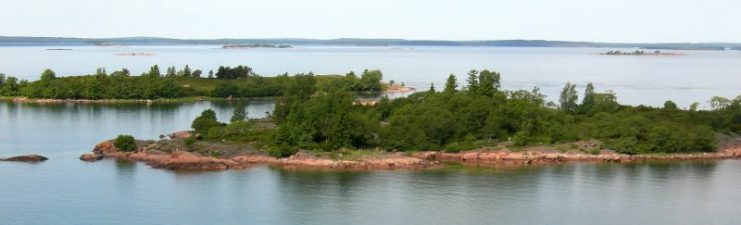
80,140,433,171
80,137,741,171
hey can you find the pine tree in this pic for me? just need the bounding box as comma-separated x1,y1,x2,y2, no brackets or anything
148,65,161,77
444,74,458,93
466,70,478,93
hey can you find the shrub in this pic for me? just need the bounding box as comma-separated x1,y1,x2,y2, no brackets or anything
191,109,220,136
114,135,137,152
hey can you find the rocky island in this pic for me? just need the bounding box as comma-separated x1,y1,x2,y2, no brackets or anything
1,154,48,163
79,132,741,171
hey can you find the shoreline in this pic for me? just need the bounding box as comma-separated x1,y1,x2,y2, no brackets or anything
0,87,414,105
80,138,741,171
0,96,278,104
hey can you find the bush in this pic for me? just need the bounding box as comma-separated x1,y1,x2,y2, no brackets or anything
114,135,137,152
192,109,221,136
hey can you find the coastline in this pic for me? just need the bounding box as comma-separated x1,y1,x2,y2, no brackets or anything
0,85,415,105
80,137,741,171
0,96,277,104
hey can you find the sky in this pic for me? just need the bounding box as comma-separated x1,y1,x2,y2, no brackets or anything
1,0,739,42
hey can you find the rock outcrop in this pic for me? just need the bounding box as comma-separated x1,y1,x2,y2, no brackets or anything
412,147,741,165
79,153,104,162
80,141,434,171
1,154,48,163
81,138,741,172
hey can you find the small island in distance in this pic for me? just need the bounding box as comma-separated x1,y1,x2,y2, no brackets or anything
600,50,684,56
222,44,292,49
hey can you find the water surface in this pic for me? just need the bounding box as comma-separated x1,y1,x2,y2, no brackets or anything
1,102,741,225
1,46,740,107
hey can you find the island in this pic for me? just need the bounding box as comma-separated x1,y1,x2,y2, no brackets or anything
76,70,741,171
222,44,291,49
601,50,684,56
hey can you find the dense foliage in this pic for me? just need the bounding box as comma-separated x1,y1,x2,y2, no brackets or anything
215,66,254,79
0,66,383,99
259,70,739,155
114,135,137,152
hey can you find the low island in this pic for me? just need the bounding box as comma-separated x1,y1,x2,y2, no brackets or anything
601,50,684,56
222,44,291,49
74,69,741,171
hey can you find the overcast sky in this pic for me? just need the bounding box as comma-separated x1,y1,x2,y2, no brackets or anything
1,0,739,42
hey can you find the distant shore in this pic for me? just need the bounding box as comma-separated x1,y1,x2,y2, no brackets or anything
0,84,414,105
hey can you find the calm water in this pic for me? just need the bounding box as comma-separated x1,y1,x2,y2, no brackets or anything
2,102,741,225
1,46,740,107
2,47,741,224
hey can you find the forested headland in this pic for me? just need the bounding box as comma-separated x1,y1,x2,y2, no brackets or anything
183,70,741,157
0,65,384,100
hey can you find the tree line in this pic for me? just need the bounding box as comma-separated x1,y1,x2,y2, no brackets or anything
0,65,384,99
190,69,741,157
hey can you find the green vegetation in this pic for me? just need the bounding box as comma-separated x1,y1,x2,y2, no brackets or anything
230,101,248,123
114,135,137,152
0,65,384,100
190,70,741,157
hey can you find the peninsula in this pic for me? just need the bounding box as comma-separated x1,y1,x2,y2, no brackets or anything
0,65,393,103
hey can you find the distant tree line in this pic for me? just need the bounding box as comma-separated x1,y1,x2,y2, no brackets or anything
0,65,384,100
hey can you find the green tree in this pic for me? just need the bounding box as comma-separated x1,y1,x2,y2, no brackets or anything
148,65,161,77
689,102,700,112
581,82,596,112
710,96,731,110
181,65,192,77
114,135,137,152
166,66,177,77
95,67,107,77
191,109,221,136
477,70,501,96
230,101,248,122
40,69,56,81
664,100,678,110
466,70,479,93
192,69,202,78
444,74,458,93
559,82,578,113
359,69,383,92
